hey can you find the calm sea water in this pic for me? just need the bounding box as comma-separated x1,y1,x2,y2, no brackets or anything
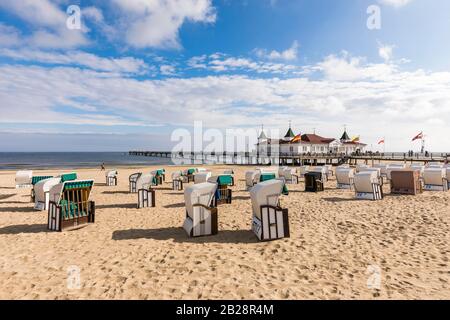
0,152,173,170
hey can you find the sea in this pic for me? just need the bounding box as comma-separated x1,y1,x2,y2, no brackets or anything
0,152,173,170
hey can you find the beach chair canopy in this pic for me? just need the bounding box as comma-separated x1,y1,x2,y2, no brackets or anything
423,168,445,185
260,172,276,182
60,172,77,183
32,175,53,185
15,170,33,185
298,166,310,175
336,168,354,185
360,167,381,178
136,173,155,190
354,171,379,193
309,167,327,175
34,177,62,204
49,180,94,204
208,174,233,186
356,164,370,172
184,182,217,218
106,170,118,177
250,179,283,220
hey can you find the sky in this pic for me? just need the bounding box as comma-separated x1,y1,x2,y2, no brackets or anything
1,0,450,152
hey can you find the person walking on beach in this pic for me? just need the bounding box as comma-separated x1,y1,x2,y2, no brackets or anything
101,162,105,171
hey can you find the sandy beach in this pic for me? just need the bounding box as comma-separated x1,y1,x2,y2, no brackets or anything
0,165,449,300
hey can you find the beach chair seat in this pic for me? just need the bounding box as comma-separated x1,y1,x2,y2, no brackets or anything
129,173,141,193
336,168,355,189
250,179,289,241
15,170,33,188
390,169,422,195
136,173,156,208
423,168,448,191
208,175,233,206
171,171,184,191
183,182,218,237
106,170,118,186
47,180,95,231
304,172,324,192
354,171,383,200
245,171,258,190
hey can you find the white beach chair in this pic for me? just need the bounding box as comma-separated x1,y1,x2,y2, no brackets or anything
423,168,448,191
245,170,259,190
354,171,383,200
325,164,334,178
257,167,279,177
297,166,310,180
129,172,141,193
47,180,95,231
194,171,212,184
282,168,299,184
183,182,218,237
15,170,33,188
33,177,62,210
171,170,184,190
386,164,406,180
136,173,156,208
250,179,289,241
221,169,235,185
106,170,118,186
336,168,355,189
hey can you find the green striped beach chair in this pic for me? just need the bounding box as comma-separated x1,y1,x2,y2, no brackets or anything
33,173,78,210
208,174,233,206
48,180,95,231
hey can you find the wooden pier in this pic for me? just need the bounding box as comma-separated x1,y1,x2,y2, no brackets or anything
129,150,449,166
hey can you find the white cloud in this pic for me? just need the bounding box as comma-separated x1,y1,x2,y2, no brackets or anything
0,24,21,47
111,0,216,49
1,57,450,151
378,0,412,8
0,48,150,74
0,0,89,49
160,65,177,76
378,43,395,61
254,41,299,61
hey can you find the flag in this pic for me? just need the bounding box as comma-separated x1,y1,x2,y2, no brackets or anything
290,134,302,143
412,132,423,141
351,136,360,143
378,138,385,145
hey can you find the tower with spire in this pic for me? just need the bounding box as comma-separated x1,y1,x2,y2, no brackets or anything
283,121,295,141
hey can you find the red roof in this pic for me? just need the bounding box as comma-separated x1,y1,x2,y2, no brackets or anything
257,134,335,145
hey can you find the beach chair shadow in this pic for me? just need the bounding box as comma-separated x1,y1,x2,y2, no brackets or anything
95,182,107,186
232,195,251,201
323,197,359,203
112,227,258,244
0,194,15,201
163,202,185,208
102,191,131,195
0,206,36,213
96,203,137,209
0,224,49,234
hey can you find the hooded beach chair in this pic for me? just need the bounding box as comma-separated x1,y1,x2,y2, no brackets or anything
183,168,197,183
373,164,388,178
30,175,54,201
182,182,218,237
304,171,324,192
282,168,299,184
106,170,118,186
309,166,328,182
33,173,78,210
208,175,233,206
250,179,289,241
47,180,95,231
222,169,235,185
336,167,355,189
136,173,156,208
129,172,141,193
151,169,165,185
194,171,212,184
171,170,184,191
15,170,33,188
354,171,383,200
325,165,334,178
390,169,422,195
423,168,448,191
245,170,259,190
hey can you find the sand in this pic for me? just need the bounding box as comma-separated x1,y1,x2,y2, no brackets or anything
0,165,449,300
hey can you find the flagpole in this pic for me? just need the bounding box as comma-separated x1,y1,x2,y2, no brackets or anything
383,136,385,154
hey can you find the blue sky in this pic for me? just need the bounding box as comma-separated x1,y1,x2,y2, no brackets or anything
1,0,450,151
